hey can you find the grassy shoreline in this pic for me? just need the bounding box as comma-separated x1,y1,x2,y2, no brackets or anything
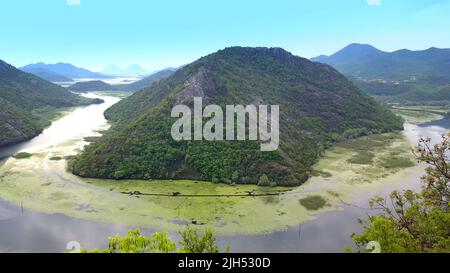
0,104,447,235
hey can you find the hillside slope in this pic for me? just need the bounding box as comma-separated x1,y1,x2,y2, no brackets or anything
27,70,72,82
312,44,450,102
0,59,100,146
70,47,403,186
0,98,42,147
311,43,450,82
21,62,109,79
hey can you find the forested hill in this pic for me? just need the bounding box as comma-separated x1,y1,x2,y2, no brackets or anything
311,43,450,82
311,44,450,102
70,47,403,186
0,59,99,146
68,80,117,92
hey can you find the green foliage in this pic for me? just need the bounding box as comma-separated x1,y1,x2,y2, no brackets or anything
355,81,450,104
0,99,42,146
12,152,32,159
231,171,239,183
350,134,450,253
81,230,176,253
69,80,117,92
70,47,403,186
299,195,328,210
178,226,219,253
347,151,375,165
257,174,272,187
81,226,223,253
380,157,414,169
0,59,98,146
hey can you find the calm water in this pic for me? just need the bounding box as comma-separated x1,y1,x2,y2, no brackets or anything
0,99,448,252
0,93,120,159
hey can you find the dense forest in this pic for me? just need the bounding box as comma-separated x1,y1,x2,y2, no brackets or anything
69,47,403,186
0,59,101,147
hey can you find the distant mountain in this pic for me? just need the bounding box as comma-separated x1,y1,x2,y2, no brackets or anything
311,44,382,70
122,68,175,91
0,59,101,146
101,64,150,77
68,68,176,92
125,64,150,76
311,43,450,81
311,43,450,102
69,47,402,186
101,65,124,76
26,70,72,82
21,62,110,79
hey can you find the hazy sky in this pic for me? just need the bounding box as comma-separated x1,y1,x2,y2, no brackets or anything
1,0,449,71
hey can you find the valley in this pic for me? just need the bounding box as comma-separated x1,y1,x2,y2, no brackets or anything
312,44,450,104
1,0,449,257
0,91,447,252
0,60,103,148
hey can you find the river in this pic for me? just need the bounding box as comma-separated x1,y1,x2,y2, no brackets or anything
0,94,448,253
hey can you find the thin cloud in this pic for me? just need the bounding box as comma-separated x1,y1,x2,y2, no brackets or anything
367,0,381,6
67,0,81,6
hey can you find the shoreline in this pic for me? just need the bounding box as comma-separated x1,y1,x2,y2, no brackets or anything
0,101,448,240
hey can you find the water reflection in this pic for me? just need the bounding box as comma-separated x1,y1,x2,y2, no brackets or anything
0,93,119,158
0,108,448,252
0,198,142,252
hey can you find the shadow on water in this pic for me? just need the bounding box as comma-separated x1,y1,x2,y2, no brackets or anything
420,116,450,128
0,198,137,252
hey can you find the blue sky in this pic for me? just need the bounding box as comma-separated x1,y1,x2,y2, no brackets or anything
1,0,449,71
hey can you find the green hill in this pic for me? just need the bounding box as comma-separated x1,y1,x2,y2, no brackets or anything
70,47,403,186
0,98,42,146
0,59,100,146
68,80,117,92
311,44,450,102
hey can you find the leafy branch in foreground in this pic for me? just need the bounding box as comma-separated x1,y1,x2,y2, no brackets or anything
349,134,450,253
81,226,228,253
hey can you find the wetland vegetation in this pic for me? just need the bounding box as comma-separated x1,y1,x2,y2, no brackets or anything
350,134,450,253
0,91,448,252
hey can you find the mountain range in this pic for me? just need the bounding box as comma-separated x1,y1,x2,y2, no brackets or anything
69,47,402,186
311,44,450,102
21,62,110,81
0,60,101,147
101,64,151,77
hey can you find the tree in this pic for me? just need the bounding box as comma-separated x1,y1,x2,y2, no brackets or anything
178,226,219,253
350,134,450,253
232,171,239,183
80,226,225,253
414,134,450,209
258,174,271,187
